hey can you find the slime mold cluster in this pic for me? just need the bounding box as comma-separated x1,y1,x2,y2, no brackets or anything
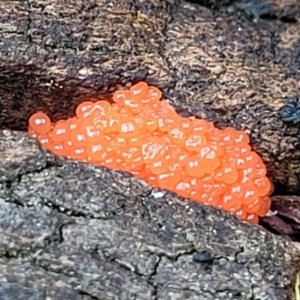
28,82,272,224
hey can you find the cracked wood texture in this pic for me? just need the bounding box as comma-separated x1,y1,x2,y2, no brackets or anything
2,0,300,194
0,0,300,299
0,129,300,299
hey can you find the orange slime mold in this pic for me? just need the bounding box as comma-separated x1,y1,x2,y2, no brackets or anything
28,82,272,224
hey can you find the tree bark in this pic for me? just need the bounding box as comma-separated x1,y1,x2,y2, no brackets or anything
189,0,300,20
0,129,299,299
1,0,300,297
1,0,300,193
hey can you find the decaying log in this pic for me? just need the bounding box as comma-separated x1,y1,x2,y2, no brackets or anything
1,0,300,298
0,129,299,299
1,0,300,193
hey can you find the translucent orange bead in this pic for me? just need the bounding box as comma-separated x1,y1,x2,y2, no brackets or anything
111,103,121,112
157,115,177,132
113,91,142,115
52,120,69,143
246,213,259,224
240,166,255,179
85,101,111,119
118,117,140,138
48,142,66,156
144,165,159,186
104,133,115,142
68,146,87,161
180,118,192,133
37,134,51,148
144,114,158,133
141,138,168,164
253,162,267,178
235,157,247,169
139,86,162,105
205,190,223,207
102,156,123,170
124,97,143,115
159,100,177,114
129,81,149,99
241,186,259,206
149,151,173,174
92,115,113,134
118,106,134,119
110,135,128,149
253,176,272,197
242,151,259,167
157,171,181,190
166,160,182,174
173,148,189,165
256,196,271,217
134,115,145,130
150,158,169,175
132,168,147,180
168,124,186,145
229,183,245,199
112,90,131,107
183,156,206,178
236,208,248,221
191,118,209,134
223,164,239,184
233,130,250,145
210,143,225,157
239,145,252,156
29,112,52,135
221,194,242,213
207,127,224,144
106,109,121,132
63,140,74,154
75,101,93,119
239,173,251,185
86,141,110,162
139,106,155,118
28,127,38,138
222,127,240,146
70,128,88,147
80,120,103,142
174,179,193,199
245,198,262,214
184,132,207,152
198,145,220,173
154,101,178,132
121,146,142,163
66,117,78,132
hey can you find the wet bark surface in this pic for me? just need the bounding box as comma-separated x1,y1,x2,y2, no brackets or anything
0,129,299,299
1,0,300,299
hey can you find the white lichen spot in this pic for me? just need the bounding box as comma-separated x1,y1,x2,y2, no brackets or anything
151,191,165,199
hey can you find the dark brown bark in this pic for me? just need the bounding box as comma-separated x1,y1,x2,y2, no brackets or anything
1,0,300,298
1,0,300,193
188,0,300,20
0,129,299,299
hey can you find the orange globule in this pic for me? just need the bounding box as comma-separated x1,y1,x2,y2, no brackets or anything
27,82,273,224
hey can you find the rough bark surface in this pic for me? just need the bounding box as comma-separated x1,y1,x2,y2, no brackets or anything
1,0,300,193
191,0,300,19
0,129,299,299
1,0,300,298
